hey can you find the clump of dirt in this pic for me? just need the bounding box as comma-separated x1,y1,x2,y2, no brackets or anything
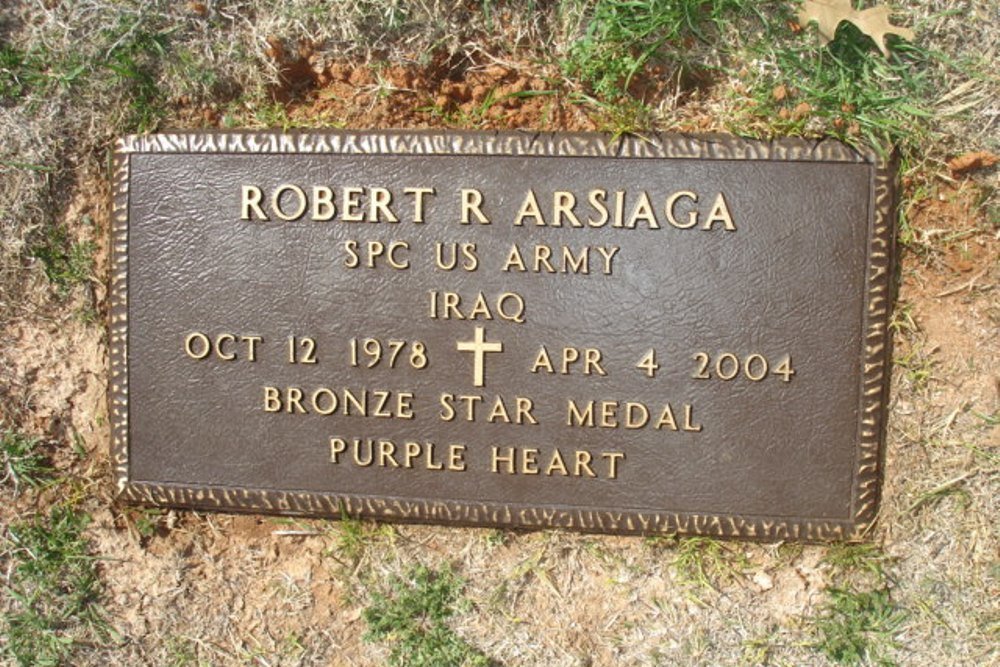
266,37,325,102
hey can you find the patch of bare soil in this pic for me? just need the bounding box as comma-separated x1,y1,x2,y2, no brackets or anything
176,48,697,134
2,53,997,666
1,183,108,462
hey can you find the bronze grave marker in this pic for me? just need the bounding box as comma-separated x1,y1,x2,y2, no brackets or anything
110,131,895,541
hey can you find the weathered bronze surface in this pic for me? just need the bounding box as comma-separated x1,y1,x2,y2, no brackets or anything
111,131,895,541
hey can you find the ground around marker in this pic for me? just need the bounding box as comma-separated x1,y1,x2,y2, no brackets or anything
0,2,996,665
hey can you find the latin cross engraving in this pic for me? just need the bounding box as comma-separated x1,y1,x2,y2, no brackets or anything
456,326,504,387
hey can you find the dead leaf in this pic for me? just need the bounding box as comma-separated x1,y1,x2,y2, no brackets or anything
797,0,916,57
947,150,999,175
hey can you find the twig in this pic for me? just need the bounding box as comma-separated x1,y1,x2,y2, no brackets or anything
935,268,989,298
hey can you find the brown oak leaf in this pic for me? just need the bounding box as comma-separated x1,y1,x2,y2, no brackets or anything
797,0,915,57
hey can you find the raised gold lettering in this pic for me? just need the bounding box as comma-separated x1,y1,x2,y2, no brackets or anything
263,386,281,412
553,191,583,227
272,184,307,221
461,188,490,224
368,187,398,223
567,400,594,427
655,404,678,430
242,335,262,361
625,402,649,429
329,437,346,462
184,332,211,359
566,399,700,431
439,393,536,424
241,185,267,220
545,448,568,476
312,388,337,415
403,441,421,468
404,187,434,222
599,401,618,427
215,333,236,360
378,440,399,467
627,191,659,229
583,348,606,375
574,450,596,477
534,245,555,273
447,444,467,471
684,404,702,432
587,189,609,227
513,189,544,226
312,186,335,221
595,246,619,275
603,452,625,479
487,446,621,479
531,346,555,373
436,242,478,271
703,192,736,230
430,291,524,323
329,437,464,471
613,190,625,227
341,187,364,221
522,448,540,474
262,387,414,418
501,244,527,272
666,191,698,229
491,446,516,474
343,240,360,268
286,387,306,414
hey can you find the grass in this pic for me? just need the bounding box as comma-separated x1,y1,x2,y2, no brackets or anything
1,429,51,493
30,223,95,295
131,507,169,541
0,43,47,100
816,543,908,664
2,17,172,132
562,0,758,99
669,536,749,591
740,631,776,665
813,587,907,666
743,20,936,150
334,513,369,562
823,543,892,581
1,505,112,666
561,0,963,157
363,564,490,667
893,345,936,392
164,635,209,667
326,506,396,565
102,19,172,133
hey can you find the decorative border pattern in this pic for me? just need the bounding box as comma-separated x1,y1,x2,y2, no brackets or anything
110,130,894,542
110,149,130,494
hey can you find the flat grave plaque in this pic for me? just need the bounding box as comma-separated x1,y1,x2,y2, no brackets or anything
111,131,895,541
